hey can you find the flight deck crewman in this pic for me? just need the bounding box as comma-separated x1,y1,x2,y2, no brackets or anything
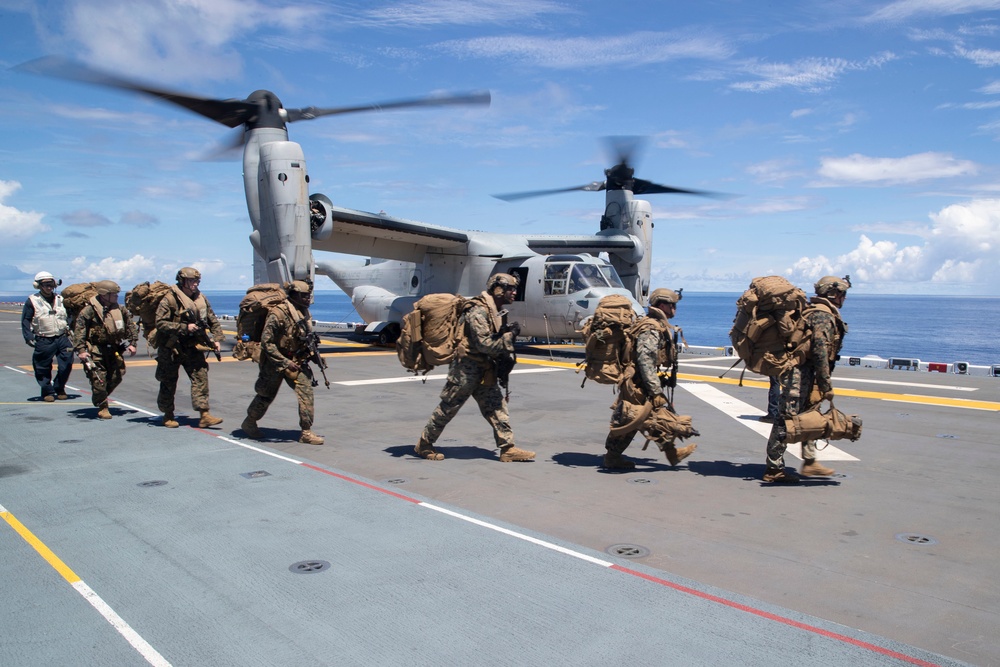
763,275,850,483
73,280,138,419
241,280,325,445
154,267,225,429
603,288,699,470
415,273,535,463
21,271,74,402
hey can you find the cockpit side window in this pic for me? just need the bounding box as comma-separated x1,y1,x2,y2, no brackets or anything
569,263,611,292
544,263,570,295
599,264,626,288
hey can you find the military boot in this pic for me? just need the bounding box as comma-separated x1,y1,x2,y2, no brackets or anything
414,439,444,461
198,411,224,428
762,468,800,484
499,445,535,462
299,430,325,445
801,459,836,477
241,416,262,439
664,443,697,466
162,412,179,428
603,451,635,470
96,402,112,420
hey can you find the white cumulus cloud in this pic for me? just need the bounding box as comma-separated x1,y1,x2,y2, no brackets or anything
70,254,158,284
0,180,49,245
787,198,1000,292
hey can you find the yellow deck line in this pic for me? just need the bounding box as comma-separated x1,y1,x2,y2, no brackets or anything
1,509,81,583
517,358,1000,412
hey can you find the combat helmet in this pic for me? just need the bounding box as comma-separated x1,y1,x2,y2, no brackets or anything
176,267,201,282
487,273,519,296
814,275,851,297
285,280,313,306
95,280,121,295
649,287,683,307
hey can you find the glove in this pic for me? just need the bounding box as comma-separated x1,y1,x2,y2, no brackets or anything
26,339,35,348
652,394,668,409
507,322,521,339
286,362,301,373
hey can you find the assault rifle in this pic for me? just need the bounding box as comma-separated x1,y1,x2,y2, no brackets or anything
180,309,221,361
293,319,330,388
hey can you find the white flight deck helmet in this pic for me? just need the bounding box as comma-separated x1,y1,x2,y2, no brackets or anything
33,271,61,289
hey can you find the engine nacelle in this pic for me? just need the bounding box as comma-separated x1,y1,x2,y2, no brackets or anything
309,193,334,241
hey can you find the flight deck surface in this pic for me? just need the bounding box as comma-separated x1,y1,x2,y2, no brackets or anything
1,313,996,666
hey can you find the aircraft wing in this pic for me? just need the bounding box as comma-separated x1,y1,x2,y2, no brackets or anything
524,234,639,256
312,205,470,263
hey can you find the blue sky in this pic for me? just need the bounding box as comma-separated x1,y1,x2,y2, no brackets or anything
2,0,1000,295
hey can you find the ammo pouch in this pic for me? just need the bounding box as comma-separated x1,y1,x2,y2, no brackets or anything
784,400,862,444
232,339,260,362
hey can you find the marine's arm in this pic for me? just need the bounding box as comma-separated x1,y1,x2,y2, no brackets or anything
465,305,514,358
72,306,93,355
154,293,186,337
808,312,836,394
260,310,295,371
634,328,666,401
204,301,224,343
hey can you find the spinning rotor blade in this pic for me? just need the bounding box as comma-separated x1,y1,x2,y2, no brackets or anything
494,135,727,201
494,181,606,202
284,91,491,122
15,56,256,128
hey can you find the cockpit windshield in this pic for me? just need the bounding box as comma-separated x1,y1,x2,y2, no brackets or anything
544,260,625,295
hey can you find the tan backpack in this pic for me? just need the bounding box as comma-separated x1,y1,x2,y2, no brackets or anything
233,283,288,362
728,276,813,379
125,281,173,348
60,282,99,324
396,293,469,375
576,294,638,386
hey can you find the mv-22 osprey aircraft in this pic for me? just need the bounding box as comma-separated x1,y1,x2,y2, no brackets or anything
19,58,717,343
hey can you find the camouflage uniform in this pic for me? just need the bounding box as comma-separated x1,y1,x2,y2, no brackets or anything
73,297,138,408
605,311,675,456
246,302,316,430
154,287,224,415
765,296,846,470
420,292,516,449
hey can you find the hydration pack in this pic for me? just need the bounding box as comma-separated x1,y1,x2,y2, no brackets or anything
397,293,469,375
729,276,813,378
576,294,638,386
232,283,288,362
60,282,99,324
124,281,173,348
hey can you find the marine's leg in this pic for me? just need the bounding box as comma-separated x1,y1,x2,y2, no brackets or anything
763,368,801,483
473,383,533,461
88,354,110,408
290,372,323,444
416,367,476,460
155,351,180,424
242,367,281,438
185,353,222,427
603,400,638,469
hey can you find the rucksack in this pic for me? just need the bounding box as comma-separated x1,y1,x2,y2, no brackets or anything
233,283,288,362
125,281,173,348
728,276,812,378
396,293,469,375
60,282,99,324
576,294,639,386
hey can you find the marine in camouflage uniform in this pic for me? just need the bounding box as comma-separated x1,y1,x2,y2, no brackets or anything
241,281,324,445
72,281,138,419
415,273,535,462
604,288,699,470
763,275,850,483
154,267,225,429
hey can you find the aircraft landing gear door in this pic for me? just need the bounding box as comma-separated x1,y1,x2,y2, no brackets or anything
409,271,421,295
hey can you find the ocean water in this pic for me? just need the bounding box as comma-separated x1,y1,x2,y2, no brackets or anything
5,290,998,366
